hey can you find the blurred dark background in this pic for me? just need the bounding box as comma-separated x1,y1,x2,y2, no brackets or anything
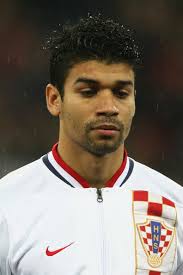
0,0,183,185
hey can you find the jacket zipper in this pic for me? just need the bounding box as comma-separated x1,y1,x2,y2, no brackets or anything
96,188,106,275
97,188,103,203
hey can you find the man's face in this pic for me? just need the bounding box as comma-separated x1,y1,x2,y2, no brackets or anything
60,60,135,156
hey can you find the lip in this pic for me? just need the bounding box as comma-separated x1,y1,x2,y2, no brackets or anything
92,124,120,131
92,129,119,136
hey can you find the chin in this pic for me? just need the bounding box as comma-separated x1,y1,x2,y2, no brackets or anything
87,142,123,156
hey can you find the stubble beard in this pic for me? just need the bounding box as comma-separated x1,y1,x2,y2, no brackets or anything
61,111,132,157
82,120,128,157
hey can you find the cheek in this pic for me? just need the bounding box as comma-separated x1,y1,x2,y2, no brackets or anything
121,101,135,121
62,106,86,133
128,99,136,118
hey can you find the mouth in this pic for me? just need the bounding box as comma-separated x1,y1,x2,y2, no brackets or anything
92,124,120,131
91,124,120,136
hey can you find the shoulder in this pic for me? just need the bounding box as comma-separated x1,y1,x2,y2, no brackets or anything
129,157,183,206
0,156,47,205
0,157,43,186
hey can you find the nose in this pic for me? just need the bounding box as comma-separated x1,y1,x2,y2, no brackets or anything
95,89,119,117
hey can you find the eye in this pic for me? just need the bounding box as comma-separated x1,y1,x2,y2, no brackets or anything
112,88,129,99
80,88,97,97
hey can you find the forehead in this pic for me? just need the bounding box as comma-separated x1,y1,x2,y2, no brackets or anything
65,60,135,86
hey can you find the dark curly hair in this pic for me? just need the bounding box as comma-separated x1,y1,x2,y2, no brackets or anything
45,14,142,97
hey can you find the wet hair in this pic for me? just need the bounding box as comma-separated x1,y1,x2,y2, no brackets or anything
45,14,142,98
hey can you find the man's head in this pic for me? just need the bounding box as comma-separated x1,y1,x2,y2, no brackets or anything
46,15,142,156
46,14,141,98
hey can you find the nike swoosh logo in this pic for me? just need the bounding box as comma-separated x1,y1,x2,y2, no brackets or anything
46,242,74,256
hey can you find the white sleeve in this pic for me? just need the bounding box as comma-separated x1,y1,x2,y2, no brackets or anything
0,210,11,275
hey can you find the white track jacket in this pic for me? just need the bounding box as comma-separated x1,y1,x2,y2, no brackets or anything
0,144,183,275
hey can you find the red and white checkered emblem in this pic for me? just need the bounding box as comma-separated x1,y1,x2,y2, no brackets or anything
137,219,174,268
133,190,177,274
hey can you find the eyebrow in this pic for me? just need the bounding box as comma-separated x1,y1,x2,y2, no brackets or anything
74,77,133,86
74,78,99,85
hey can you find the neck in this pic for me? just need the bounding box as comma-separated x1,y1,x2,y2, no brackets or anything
57,138,124,188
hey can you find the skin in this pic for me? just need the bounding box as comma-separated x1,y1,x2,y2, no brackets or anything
46,60,136,188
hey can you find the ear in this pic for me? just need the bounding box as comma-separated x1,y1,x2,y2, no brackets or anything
46,84,62,116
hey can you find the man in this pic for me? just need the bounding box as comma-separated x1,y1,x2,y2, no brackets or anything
0,14,182,275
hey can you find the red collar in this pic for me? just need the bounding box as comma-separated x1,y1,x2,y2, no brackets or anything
52,143,127,188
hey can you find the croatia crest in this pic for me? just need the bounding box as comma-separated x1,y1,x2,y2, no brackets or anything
137,219,174,268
